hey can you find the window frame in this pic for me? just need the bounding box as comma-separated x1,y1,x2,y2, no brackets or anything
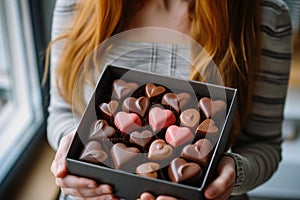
0,0,44,186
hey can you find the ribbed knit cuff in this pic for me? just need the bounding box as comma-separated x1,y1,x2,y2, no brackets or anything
224,152,245,191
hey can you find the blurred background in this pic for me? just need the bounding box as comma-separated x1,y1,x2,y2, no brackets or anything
0,0,299,199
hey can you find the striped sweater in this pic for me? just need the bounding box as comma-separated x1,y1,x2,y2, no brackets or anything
47,0,292,198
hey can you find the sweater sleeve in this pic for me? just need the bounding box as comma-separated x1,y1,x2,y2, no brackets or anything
46,0,79,151
228,0,293,195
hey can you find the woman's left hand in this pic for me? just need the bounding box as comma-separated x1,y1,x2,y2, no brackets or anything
138,155,236,200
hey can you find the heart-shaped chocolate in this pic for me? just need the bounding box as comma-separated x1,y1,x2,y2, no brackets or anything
162,92,191,113
130,130,153,148
136,162,161,178
98,100,119,119
145,83,166,99
112,79,138,100
165,125,194,147
111,143,141,170
148,107,176,131
168,158,203,185
79,141,108,164
89,119,116,140
114,111,142,134
122,97,150,117
179,109,201,129
196,119,219,136
181,139,213,167
148,139,174,160
198,97,226,119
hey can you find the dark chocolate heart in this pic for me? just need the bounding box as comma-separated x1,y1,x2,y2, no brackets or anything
89,119,115,140
130,130,153,148
114,111,142,134
122,97,150,117
112,79,138,100
198,97,226,119
162,92,191,113
196,119,219,136
168,158,203,185
145,83,166,99
148,139,174,160
165,125,194,147
111,143,141,170
79,141,108,164
98,100,119,119
179,109,200,129
181,139,213,167
148,107,176,131
136,162,161,178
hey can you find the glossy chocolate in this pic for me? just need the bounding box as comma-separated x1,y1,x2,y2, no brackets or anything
114,111,142,134
112,79,138,100
136,162,161,178
122,96,150,117
181,139,213,167
148,139,174,160
168,158,203,185
196,119,219,136
130,130,153,148
198,97,226,119
79,141,108,164
89,119,115,140
179,109,200,129
162,92,191,113
98,100,119,119
148,107,176,131
145,83,166,99
111,143,141,170
165,125,194,147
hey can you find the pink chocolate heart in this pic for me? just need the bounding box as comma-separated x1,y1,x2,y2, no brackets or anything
114,111,142,134
165,125,194,147
148,107,176,131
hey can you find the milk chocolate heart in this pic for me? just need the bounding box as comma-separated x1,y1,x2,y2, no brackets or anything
79,141,108,164
148,107,176,131
111,143,141,170
162,92,191,113
179,109,201,129
112,79,138,100
122,97,150,117
136,162,161,178
168,158,203,185
98,100,119,119
198,97,226,119
196,119,219,136
130,130,153,148
89,119,116,140
165,125,194,147
145,83,166,99
181,139,213,167
114,111,142,134
148,139,174,160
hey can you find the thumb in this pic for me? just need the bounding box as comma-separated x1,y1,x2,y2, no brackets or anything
51,131,75,178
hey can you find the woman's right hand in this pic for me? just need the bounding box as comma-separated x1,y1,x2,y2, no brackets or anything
50,131,119,200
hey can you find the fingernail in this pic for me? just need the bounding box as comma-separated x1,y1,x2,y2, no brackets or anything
206,188,215,198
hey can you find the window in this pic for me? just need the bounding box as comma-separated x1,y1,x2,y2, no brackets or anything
0,0,43,183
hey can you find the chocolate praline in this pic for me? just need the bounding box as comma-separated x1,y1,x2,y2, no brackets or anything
161,92,191,113
179,108,200,130
122,96,150,117
89,119,116,140
79,141,108,164
112,79,138,100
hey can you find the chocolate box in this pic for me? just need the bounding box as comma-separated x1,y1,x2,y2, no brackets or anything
66,65,237,200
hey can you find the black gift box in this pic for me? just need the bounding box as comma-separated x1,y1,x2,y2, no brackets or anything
66,65,237,200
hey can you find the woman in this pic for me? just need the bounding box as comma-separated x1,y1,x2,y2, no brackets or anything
47,0,292,199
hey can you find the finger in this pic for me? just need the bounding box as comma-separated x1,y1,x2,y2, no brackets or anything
51,131,75,177
204,156,235,199
139,192,156,200
62,187,118,200
157,196,178,200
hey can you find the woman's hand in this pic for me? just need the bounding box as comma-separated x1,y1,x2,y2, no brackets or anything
138,155,236,200
204,155,236,200
50,131,119,200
